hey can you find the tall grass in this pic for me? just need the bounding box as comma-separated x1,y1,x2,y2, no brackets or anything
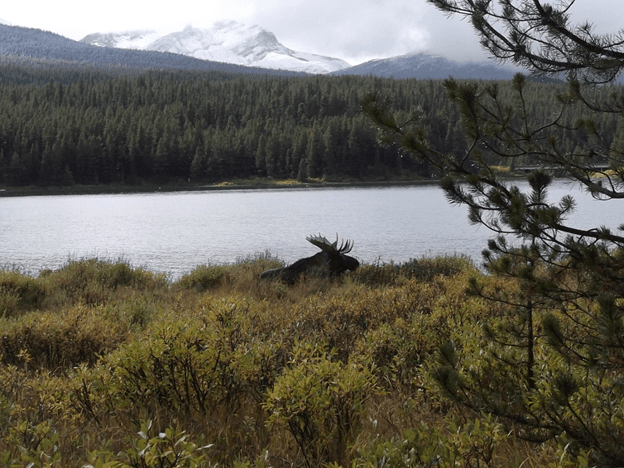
0,255,558,467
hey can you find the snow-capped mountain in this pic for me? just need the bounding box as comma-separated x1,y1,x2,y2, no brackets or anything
81,21,351,74
1,23,304,78
333,52,518,80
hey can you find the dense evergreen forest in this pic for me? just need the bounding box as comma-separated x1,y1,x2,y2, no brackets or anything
0,65,620,188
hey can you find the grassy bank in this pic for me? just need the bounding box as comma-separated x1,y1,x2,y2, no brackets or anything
0,255,566,467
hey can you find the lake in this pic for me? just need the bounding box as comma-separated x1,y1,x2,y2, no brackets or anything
0,182,619,279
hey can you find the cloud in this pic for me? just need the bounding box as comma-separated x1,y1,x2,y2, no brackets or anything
246,0,432,63
246,0,489,64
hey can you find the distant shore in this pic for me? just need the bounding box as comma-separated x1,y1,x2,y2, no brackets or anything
0,177,445,198
0,170,535,198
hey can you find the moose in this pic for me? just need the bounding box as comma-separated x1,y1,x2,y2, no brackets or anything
260,234,359,284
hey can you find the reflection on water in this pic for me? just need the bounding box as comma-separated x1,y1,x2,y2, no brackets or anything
0,182,619,278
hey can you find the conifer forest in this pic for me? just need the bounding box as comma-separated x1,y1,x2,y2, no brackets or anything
0,66,619,188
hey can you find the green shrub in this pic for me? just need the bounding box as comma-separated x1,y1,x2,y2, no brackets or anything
264,341,378,468
1,420,61,468
41,259,167,306
92,302,281,421
235,250,284,272
353,255,475,287
0,255,586,466
0,270,47,317
0,304,130,370
86,420,210,468
353,320,432,392
399,255,476,281
176,265,230,291
352,414,506,468
352,263,404,287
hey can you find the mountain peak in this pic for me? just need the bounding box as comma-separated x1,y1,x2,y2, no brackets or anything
81,21,350,74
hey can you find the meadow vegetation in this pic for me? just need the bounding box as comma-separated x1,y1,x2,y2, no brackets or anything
0,254,591,467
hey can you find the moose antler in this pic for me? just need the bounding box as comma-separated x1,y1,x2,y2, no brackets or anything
306,234,354,254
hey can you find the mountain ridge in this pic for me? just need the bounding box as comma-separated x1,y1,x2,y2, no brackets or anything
78,21,528,80
333,51,518,80
0,23,307,79
81,21,351,74
2,21,554,82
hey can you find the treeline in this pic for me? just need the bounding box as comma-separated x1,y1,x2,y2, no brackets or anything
0,55,253,87
0,69,620,187
0,72,450,186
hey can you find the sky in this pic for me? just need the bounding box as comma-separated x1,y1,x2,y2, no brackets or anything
1,1,623,65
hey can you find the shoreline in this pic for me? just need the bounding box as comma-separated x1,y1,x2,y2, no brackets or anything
0,171,534,198
0,177,444,198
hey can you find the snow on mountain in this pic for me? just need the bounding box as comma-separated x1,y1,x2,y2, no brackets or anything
81,21,350,74
81,30,162,49
0,23,307,78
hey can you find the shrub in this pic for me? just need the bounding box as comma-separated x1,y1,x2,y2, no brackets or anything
399,255,476,282
235,250,284,272
91,302,282,422
0,304,130,371
86,420,211,468
40,258,167,306
0,270,47,318
352,263,405,287
176,264,231,291
352,255,475,287
264,341,378,468
353,413,506,468
0,420,62,468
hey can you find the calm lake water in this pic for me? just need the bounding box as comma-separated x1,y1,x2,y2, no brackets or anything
0,182,619,279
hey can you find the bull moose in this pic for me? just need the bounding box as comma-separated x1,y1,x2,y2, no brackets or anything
260,234,359,284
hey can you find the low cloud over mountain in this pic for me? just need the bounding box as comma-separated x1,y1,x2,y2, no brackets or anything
333,52,517,80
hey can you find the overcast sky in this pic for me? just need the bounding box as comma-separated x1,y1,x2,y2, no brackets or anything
2,1,622,65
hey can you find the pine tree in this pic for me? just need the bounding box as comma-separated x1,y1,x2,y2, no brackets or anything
306,127,325,179
153,137,170,181
190,146,206,180
364,1,624,465
255,134,267,177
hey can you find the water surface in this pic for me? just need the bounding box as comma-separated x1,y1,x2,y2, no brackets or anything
0,182,619,278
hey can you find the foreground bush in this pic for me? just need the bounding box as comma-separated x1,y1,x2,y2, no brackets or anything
265,341,378,467
0,256,580,467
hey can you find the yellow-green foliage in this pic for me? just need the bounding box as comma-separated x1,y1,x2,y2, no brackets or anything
40,258,168,306
264,341,377,467
0,270,47,318
0,256,564,467
176,264,232,291
0,304,130,371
